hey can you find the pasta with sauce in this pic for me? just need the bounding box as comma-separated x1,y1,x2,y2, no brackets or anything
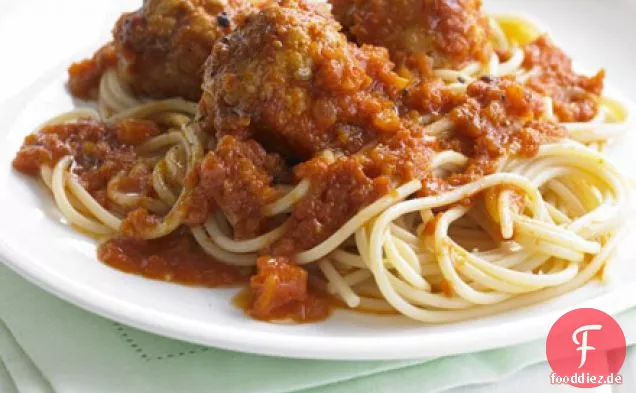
12,0,632,323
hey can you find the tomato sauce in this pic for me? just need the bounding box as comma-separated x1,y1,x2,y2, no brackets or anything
244,256,331,322
98,229,250,287
68,44,117,100
522,35,605,122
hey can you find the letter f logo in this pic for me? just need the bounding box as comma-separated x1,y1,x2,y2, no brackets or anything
572,324,603,368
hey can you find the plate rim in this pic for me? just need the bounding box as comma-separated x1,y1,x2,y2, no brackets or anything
2,240,636,360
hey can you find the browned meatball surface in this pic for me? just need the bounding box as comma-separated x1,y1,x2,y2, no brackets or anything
199,0,411,162
330,0,493,69
113,0,260,101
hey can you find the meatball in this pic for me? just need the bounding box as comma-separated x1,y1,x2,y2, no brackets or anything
330,0,493,69
199,0,410,161
113,0,257,101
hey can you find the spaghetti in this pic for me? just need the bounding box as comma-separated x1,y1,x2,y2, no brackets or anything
12,4,633,324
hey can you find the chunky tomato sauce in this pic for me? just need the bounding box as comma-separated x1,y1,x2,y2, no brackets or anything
68,44,118,100
98,230,249,287
241,257,332,322
12,118,160,202
522,35,604,122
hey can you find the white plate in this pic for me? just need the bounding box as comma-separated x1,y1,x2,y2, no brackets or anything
1,0,636,360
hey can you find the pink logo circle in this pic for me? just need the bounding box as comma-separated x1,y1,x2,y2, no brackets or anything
546,308,626,388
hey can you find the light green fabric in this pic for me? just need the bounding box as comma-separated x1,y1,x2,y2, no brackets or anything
1,264,635,393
